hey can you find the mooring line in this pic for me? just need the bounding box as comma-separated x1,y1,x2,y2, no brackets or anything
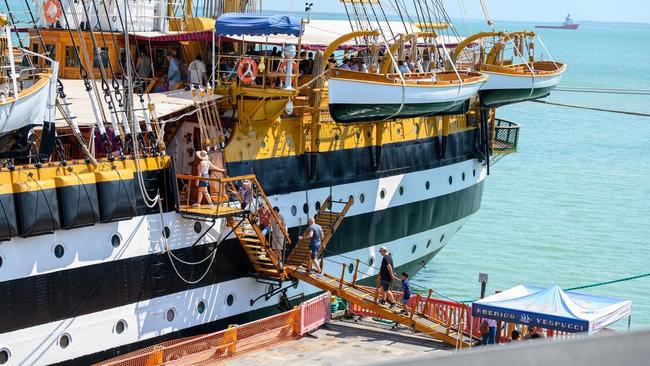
530,99,650,118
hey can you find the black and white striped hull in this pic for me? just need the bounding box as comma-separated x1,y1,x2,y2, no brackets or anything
0,158,486,365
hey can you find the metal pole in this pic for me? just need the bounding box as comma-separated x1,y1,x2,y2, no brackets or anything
5,25,19,100
212,30,216,88
628,315,631,331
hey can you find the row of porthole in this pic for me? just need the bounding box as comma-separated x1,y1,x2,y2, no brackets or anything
0,222,207,267
0,296,235,363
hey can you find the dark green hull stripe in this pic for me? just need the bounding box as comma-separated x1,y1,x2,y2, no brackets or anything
329,100,470,123
479,86,556,108
0,181,483,334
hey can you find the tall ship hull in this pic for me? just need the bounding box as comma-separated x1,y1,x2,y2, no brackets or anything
0,0,568,364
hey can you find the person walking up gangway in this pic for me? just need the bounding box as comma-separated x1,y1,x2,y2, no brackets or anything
299,217,324,274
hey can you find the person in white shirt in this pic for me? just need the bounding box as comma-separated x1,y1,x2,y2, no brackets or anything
188,54,207,87
193,150,225,207
397,60,410,74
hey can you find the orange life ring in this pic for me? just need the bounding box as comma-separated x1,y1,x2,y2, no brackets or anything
43,0,62,24
237,58,258,85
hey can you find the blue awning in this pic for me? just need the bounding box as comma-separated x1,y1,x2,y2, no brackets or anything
472,285,631,333
215,13,302,37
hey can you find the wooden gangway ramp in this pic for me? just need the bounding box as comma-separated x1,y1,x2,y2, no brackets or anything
286,267,480,349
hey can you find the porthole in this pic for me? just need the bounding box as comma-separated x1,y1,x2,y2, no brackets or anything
462,172,466,181
315,201,321,211
426,239,432,248
448,176,453,185
396,127,402,135
411,244,417,254
193,221,202,234
53,244,65,259
59,333,71,349
439,234,445,243
302,203,309,214
226,294,235,307
111,233,121,248
0,255,3,269
473,169,476,177
399,186,404,196
292,281,299,289
291,205,297,216
359,193,365,203
115,319,127,334
260,140,267,149
197,301,206,314
163,226,171,239
368,256,375,267
379,189,386,199
165,308,176,322
425,181,430,190
0,349,9,364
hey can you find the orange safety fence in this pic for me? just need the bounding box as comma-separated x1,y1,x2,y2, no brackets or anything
95,292,331,366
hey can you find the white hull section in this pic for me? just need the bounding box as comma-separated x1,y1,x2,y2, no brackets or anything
480,70,564,91
328,78,482,106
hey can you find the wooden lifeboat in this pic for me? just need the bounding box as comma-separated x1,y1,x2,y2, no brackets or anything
327,69,486,123
478,61,566,108
0,71,53,134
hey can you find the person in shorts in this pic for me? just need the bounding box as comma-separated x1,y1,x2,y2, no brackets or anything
299,217,323,274
400,272,411,315
379,246,397,307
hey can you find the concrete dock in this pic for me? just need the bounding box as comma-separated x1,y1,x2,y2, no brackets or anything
225,317,453,366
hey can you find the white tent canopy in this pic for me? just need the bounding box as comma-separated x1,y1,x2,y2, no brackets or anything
472,285,632,333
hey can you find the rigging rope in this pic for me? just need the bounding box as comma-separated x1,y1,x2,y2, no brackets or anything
530,99,650,118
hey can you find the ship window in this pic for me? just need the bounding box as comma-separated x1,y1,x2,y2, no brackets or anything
448,176,453,185
368,256,374,267
315,201,321,211
473,169,476,177
163,226,171,239
226,294,235,306
411,244,417,254
197,300,206,314
111,234,121,248
193,221,202,234
290,205,297,216
93,47,109,69
302,203,309,214
165,308,176,322
440,234,445,243
380,189,386,199
348,263,354,274
425,181,430,190
0,349,8,364
359,193,365,203
399,186,404,196
54,244,65,259
427,239,432,248
65,46,80,67
462,172,466,181
58,333,71,349
0,254,3,269
115,320,127,334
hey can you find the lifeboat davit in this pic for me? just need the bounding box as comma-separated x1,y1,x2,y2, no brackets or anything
478,61,566,108
328,69,487,123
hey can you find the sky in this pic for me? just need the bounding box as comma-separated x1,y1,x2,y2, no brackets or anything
263,0,650,24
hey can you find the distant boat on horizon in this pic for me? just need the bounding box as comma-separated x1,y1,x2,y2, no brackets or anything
536,13,580,30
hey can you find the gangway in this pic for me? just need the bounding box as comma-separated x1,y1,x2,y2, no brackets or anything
287,267,480,349
176,173,479,348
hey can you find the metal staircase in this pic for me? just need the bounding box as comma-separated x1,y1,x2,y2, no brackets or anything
285,196,354,268
227,214,284,280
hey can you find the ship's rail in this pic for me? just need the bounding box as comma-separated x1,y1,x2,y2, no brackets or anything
492,118,520,154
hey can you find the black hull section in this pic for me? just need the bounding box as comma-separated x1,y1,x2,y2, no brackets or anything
479,86,556,108
52,248,444,366
226,129,480,196
329,100,470,124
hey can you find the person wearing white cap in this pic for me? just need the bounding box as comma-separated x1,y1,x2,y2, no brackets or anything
194,150,225,207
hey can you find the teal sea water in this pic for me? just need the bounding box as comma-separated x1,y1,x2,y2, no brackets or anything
417,20,650,330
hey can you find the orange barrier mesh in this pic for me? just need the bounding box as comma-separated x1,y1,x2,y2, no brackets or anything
94,292,331,366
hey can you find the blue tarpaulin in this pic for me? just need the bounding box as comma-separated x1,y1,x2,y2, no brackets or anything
472,285,631,333
215,13,302,37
